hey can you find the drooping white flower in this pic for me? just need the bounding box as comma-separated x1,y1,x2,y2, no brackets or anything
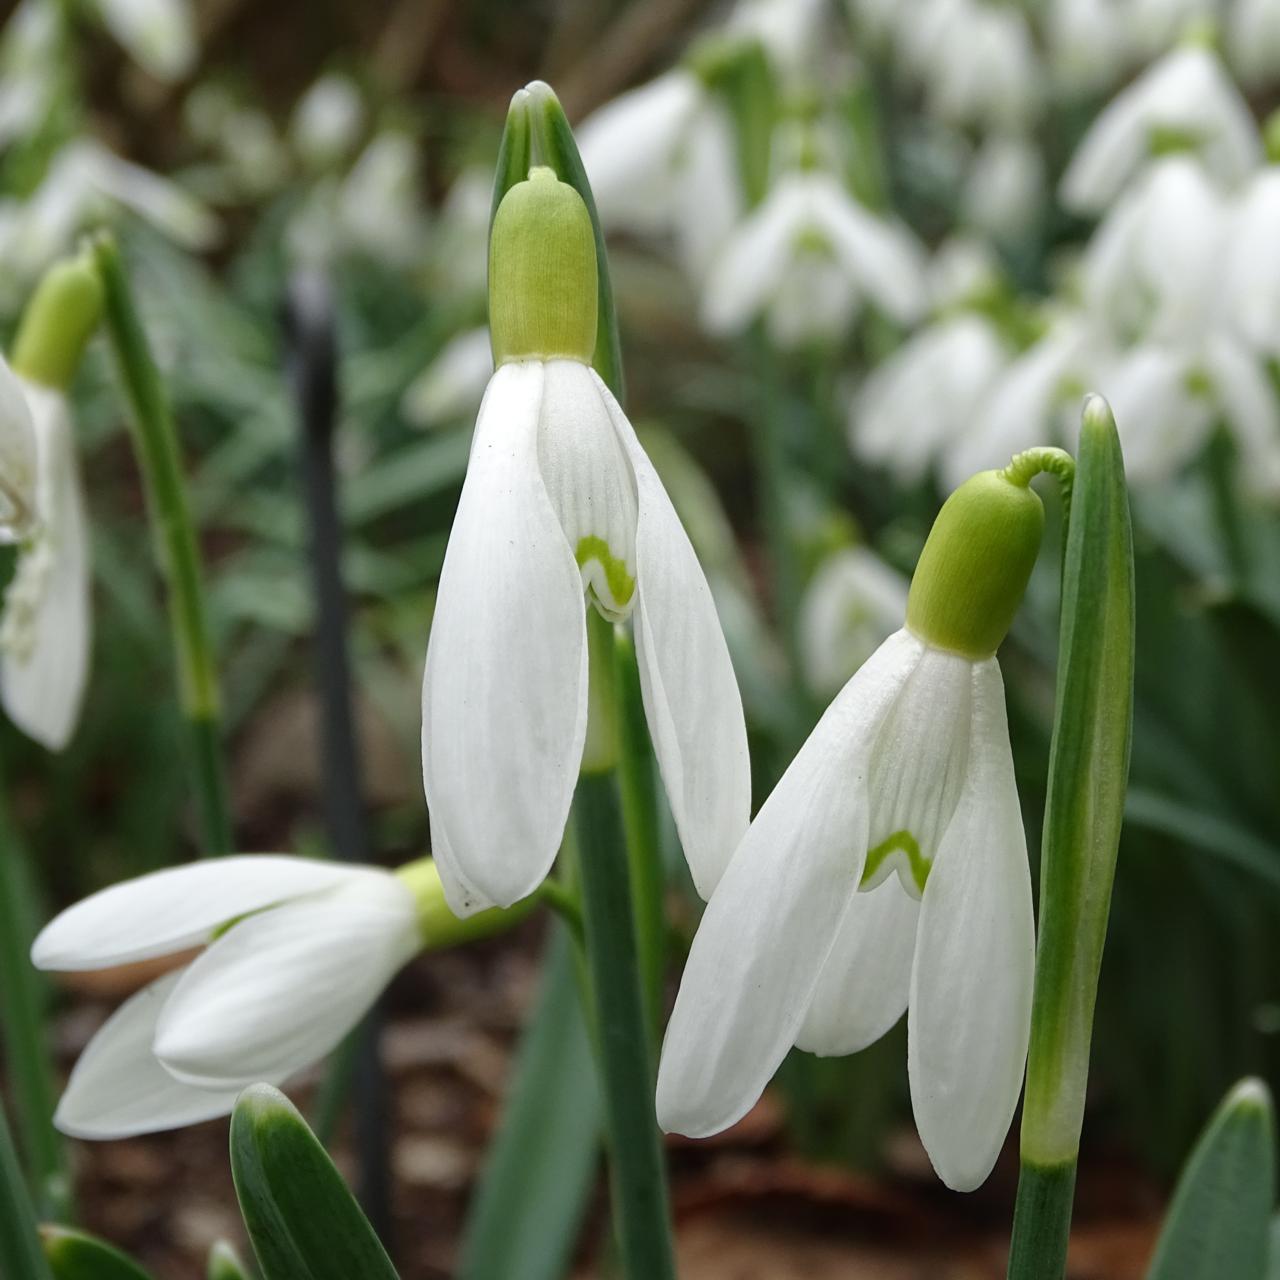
727,0,827,82
1124,0,1219,61
1061,44,1260,213
702,169,926,347
962,134,1045,242
577,69,742,282
291,73,364,169
401,327,493,428
32,857,421,1138
0,381,91,750
336,131,427,267
798,547,909,698
0,0,61,150
852,314,1011,484
422,169,750,915
1048,0,1130,94
92,0,196,81
0,354,38,545
1223,167,1280,358
658,606,1036,1188
1227,0,1280,85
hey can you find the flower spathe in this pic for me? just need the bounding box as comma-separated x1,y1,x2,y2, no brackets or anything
657,464,1049,1191
421,357,751,913
32,856,422,1138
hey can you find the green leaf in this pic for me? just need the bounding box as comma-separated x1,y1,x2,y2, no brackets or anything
458,925,601,1280
229,1085,399,1280
1021,396,1136,1168
490,88,533,228
1147,1079,1276,1280
208,1240,254,1280
0,1099,53,1280
41,1226,155,1279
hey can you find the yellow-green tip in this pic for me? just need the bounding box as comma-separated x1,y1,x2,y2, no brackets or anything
396,857,536,939
906,465,1047,659
489,166,598,366
10,250,104,391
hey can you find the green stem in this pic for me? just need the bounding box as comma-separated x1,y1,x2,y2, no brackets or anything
92,235,232,856
1206,425,1249,591
0,1097,54,1280
613,626,665,1039
574,612,676,1280
0,783,68,1222
1006,1160,1077,1280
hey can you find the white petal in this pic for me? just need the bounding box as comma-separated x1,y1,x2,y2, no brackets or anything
656,630,922,1137
154,873,418,1086
795,874,920,1056
94,0,196,81
32,855,371,971
400,327,493,428
421,362,588,914
907,659,1034,1192
2,387,91,750
671,100,743,282
0,354,37,542
54,972,249,1139
595,371,750,896
700,178,807,337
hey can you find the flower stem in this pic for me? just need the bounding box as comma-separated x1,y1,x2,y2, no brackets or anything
1006,1159,1077,1280
1007,397,1134,1278
92,234,232,856
574,610,677,1280
0,787,68,1222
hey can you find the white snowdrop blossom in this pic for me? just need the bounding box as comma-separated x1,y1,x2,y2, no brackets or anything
659,465,1046,1191
852,313,1011,484
962,134,1045,242
0,354,37,546
1224,167,1280,358
32,858,423,1138
799,547,909,698
0,380,91,750
401,327,493,428
728,0,827,83
0,0,61,150
292,73,365,169
1228,0,1280,86
1048,0,1130,94
1061,44,1260,213
422,169,750,915
336,132,427,267
1125,0,1218,61
577,69,743,282
702,169,926,347
93,0,196,81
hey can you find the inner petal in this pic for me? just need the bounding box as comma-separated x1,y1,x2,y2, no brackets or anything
536,360,639,621
861,645,973,898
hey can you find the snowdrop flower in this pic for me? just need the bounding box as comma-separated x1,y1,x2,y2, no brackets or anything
1048,0,1129,94
577,66,742,281
92,0,196,81
422,167,749,914
1223,165,1280,357
1061,44,1260,213
1227,0,1280,86
0,356,37,546
1,255,102,750
962,134,1045,242
0,0,61,150
728,0,826,83
292,73,364,170
702,167,926,347
31,857,476,1138
401,327,493,428
1124,0,1218,61
799,546,909,698
658,456,1052,1190
852,314,1011,484
337,131,427,267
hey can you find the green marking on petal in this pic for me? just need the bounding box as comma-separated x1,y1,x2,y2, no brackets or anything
860,829,931,896
576,535,635,610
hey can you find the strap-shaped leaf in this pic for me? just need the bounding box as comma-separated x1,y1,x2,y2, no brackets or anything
1147,1079,1276,1280
230,1085,399,1280
0,1099,53,1280
41,1227,155,1279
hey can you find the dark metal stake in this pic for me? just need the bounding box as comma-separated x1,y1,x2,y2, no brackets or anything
284,269,394,1249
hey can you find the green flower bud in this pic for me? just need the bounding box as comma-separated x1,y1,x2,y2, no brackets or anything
11,251,104,390
397,857,536,938
489,166,598,366
906,466,1047,660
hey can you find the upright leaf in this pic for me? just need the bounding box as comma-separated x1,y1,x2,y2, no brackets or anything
41,1227,156,1279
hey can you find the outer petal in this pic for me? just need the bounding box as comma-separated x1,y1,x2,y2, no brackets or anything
594,371,750,896
421,362,588,914
656,630,922,1137
2,386,91,750
54,972,249,1139
907,659,1034,1192
32,855,371,971
0,354,37,542
154,873,419,1086
795,874,920,1056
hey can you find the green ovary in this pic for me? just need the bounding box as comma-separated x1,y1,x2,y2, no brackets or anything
860,829,931,897
576,535,636,612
